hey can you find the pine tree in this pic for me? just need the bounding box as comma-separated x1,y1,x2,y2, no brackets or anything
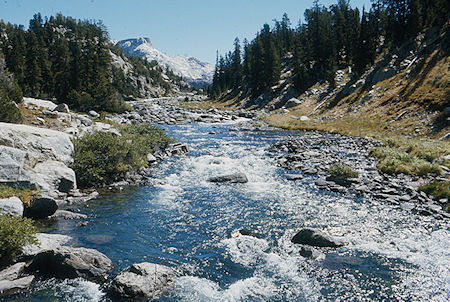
50,37,71,99
264,37,281,89
231,37,243,89
293,34,309,92
24,32,42,96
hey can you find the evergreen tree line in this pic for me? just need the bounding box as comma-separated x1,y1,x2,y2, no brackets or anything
210,0,449,99
0,54,23,123
0,13,173,113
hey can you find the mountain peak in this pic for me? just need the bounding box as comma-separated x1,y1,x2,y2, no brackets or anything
117,37,152,49
116,38,214,86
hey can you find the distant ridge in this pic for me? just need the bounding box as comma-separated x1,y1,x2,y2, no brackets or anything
115,38,214,86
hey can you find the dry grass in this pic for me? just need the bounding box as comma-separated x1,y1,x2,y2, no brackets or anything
263,113,401,137
18,103,72,130
0,184,39,205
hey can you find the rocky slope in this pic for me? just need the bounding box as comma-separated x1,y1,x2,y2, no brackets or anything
115,38,214,87
216,26,450,139
0,98,123,203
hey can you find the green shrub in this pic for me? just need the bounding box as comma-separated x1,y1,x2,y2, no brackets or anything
0,215,37,262
67,90,131,114
328,163,359,180
419,181,450,201
0,99,22,123
120,123,174,155
71,124,173,188
370,145,443,176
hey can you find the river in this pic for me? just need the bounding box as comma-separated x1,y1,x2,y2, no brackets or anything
14,121,449,301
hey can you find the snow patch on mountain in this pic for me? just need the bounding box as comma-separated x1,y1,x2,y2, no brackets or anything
116,38,214,86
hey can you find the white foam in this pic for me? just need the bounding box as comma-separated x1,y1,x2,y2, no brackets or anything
171,276,276,302
149,123,450,300
221,235,269,267
39,278,104,301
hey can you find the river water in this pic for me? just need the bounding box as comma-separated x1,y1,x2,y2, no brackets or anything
14,121,450,301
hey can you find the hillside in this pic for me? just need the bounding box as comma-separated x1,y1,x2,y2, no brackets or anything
0,14,191,115
207,1,450,139
109,43,191,98
258,26,449,139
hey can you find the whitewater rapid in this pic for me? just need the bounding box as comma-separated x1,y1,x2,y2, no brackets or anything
18,121,449,302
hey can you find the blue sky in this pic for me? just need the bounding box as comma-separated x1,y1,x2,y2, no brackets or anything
0,0,372,64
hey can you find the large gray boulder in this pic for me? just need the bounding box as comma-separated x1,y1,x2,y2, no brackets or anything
208,172,248,183
23,197,58,219
0,123,76,197
0,146,31,184
21,233,73,258
284,98,302,108
33,160,76,194
0,262,26,281
291,228,344,248
0,122,73,165
76,115,93,127
0,276,34,296
109,262,174,299
27,246,113,282
147,153,157,164
88,110,100,118
23,97,57,111
0,197,24,216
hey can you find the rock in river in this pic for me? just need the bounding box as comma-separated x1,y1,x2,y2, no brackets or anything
26,246,113,282
0,262,34,296
208,172,248,183
291,228,344,248
109,262,175,299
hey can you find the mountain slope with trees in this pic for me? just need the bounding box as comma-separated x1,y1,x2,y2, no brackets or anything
209,0,449,137
0,13,188,115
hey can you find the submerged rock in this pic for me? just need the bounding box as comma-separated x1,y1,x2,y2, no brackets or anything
109,262,175,299
291,228,344,248
208,172,248,183
299,246,324,259
230,229,261,238
284,174,303,181
50,210,87,220
27,246,113,282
